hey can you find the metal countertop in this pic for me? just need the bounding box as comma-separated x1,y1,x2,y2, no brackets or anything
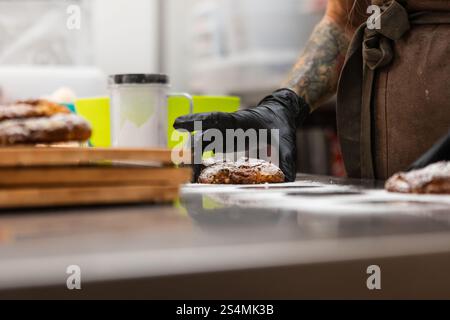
0,174,449,298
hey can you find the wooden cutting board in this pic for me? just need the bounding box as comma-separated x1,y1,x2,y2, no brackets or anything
0,166,191,187
0,147,191,209
0,147,174,166
0,185,180,209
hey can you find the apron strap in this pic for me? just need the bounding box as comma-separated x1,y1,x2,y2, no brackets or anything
337,0,450,179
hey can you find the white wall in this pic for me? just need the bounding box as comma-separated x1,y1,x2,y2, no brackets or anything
92,0,159,76
0,0,161,101
161,0,190,92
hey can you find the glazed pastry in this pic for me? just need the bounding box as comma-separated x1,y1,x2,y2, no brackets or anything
385,161,450,194
198,158,285,184
0,100,70,121
0,114,92,145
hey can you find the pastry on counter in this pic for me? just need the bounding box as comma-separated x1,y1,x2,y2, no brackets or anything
385,161,450,194
0,114,92,146
0,99,70,121
198,157,285,184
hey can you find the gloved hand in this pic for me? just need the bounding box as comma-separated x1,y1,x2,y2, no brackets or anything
409,130,450,171
173,88,310,182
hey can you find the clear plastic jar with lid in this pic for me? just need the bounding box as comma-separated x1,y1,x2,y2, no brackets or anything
109,74,170,148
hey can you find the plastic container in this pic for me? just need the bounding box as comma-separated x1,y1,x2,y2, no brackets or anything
109,74,170,148
75,97,111,147
168,95,240,149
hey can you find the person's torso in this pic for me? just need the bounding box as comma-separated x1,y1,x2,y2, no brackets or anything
337,0,450,179
372,0,450,11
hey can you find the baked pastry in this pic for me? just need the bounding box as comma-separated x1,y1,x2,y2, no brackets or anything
0,100,70,121
198,158,285,184
385,161,450,194
0,114,92,145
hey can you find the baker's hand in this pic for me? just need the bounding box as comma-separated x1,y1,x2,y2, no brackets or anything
409,130,450,171
173,88,310,182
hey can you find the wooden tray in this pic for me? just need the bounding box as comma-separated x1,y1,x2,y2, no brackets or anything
0,185,180,209
0,147,191,208
0,147,174,166
0,166,191,187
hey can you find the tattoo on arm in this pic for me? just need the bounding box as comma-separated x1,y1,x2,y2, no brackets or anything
284,19,350,111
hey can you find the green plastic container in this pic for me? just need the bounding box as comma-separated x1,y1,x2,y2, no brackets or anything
168,96,240,149
75,97,112,147
74,95,240,149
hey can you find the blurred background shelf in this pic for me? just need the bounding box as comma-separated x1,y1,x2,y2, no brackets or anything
0,0,342,177
164,0,324,99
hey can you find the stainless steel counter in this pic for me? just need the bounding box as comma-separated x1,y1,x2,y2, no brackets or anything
0,174,450,299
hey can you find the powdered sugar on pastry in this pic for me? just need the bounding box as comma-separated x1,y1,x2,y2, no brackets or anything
198,157,285,184
385,162,450,194
0,100,70,121
0,114,92,145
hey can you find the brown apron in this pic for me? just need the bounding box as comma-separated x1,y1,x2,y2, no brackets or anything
337,0,450,180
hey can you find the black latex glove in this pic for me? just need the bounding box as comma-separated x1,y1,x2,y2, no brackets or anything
174,88,310,182
408,130,450,171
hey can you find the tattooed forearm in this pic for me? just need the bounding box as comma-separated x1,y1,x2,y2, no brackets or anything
284,18,350,111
